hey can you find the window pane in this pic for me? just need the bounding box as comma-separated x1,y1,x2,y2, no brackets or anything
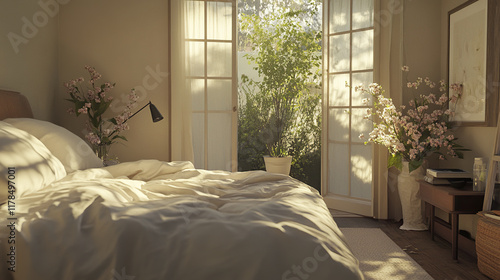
329,74,350,107
328,108,350,142
350,108,372,144
186,1,205,39
351,144,372,199
191,78,205,111
192,113,205,169
207,42,231,77
352,30,373,71
329,143,349,195
207,2,232,40
329,34,350,72
187,41,205,77
352,0,374,30
351,71,373,106
207,79,232,110
329,0,350,33
208,113,231,170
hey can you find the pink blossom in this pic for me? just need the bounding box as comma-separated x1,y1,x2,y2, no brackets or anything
356,67,466,170
85,132,101,145
114,114,128,125
396,143,405,151
103,129,112,135
114,123,129,132
78,107,88,114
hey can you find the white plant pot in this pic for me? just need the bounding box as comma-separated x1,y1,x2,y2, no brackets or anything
264,156,292,175
397,161,428,231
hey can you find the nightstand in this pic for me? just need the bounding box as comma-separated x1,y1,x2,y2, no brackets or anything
419,181,485,260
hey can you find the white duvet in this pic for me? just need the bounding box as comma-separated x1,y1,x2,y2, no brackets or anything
1,160,363,280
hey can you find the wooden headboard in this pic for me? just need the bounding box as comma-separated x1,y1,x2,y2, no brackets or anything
0,90,34,120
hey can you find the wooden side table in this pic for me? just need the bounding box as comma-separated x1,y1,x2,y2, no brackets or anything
419,181,485,260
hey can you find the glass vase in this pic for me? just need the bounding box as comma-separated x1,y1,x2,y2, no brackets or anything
96,144,110,162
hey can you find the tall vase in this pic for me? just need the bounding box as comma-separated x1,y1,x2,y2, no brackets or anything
397,161,428,231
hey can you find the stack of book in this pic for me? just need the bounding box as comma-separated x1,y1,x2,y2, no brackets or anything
424,168,471,185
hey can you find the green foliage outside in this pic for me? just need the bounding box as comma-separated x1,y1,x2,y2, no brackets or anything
237,3,322,191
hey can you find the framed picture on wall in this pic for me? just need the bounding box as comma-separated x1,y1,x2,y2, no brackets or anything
448,0,500,127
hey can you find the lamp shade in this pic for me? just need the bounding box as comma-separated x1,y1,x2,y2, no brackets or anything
125,101,164,124
149,103,164,122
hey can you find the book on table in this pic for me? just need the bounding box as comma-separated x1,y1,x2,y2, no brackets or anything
423,175,451,185
426,168,471,179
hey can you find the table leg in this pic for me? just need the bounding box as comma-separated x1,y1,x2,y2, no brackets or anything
451,213,459,260
430,204,435,241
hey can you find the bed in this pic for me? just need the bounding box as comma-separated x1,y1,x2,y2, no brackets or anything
0,90,363,280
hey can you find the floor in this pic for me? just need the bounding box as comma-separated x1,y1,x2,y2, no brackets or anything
334,215,490,280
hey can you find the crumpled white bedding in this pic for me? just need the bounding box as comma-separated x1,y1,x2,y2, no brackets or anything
0,160,363,280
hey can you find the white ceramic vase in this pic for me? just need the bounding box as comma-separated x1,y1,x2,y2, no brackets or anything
264,156,292,175
397,161,428,231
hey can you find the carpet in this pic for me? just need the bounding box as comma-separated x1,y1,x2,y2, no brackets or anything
341,228,434,280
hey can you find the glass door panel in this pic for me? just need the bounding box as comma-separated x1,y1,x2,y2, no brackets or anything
323,0,375,216
186,0,237,171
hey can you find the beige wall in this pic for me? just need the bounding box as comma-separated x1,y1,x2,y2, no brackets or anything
1,0,170,162
402,0,442,107
0,1,59,120
56,0,170,162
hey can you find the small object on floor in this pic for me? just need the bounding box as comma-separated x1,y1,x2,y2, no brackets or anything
403,244,420,255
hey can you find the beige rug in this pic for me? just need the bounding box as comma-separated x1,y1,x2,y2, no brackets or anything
341,228,434,280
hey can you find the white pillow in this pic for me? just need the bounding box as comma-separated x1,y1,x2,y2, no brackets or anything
4,118,103,173
0,121,67,203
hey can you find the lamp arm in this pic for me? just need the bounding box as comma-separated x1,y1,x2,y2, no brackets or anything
104,101,161,141
124,101,151,124
104,101,151,140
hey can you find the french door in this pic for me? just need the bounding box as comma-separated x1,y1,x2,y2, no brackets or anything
185,0,238,171
322,0,377,216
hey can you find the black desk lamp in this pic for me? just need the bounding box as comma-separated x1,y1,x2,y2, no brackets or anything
126,101,164,123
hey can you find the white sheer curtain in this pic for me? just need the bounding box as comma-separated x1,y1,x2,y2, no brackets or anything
377,0,404,220
173,0,236,171
170,0,194,162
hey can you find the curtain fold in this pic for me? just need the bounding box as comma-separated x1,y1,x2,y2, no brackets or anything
170,0,194,163
377,0,404,221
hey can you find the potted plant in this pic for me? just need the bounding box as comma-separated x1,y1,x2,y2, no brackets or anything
239,6,321,175
356,66,468,230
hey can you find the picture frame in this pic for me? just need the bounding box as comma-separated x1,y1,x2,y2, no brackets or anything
448,0,500,127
